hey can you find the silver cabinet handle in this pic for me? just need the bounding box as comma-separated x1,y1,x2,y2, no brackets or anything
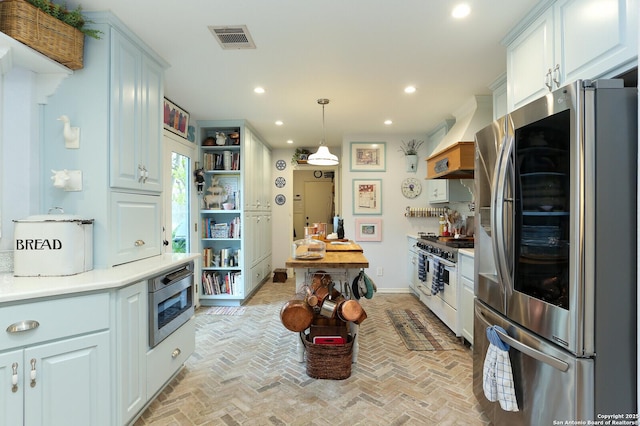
545,68,552,91
171,348,181,359
134,239,145,247
552,64,561,88
6,320,40,333
30,359,36,388
11,363,18,393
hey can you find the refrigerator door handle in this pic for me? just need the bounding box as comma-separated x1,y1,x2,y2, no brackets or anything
476,305,569,372
491,134,514,294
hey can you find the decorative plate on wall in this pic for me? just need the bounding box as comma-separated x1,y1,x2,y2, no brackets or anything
275,176,286,188
275,194,286,205
275,159,287,171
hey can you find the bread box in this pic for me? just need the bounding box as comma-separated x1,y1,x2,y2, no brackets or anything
13,209,94,276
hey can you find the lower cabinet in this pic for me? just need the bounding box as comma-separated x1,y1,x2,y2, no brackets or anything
459,251,475,345
407,236,419,295
117,281,148,425
0,293,111,426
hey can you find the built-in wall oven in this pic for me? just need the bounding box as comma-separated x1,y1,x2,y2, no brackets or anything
148,262,195,348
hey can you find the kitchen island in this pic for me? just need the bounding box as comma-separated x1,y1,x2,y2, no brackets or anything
286,246,369,364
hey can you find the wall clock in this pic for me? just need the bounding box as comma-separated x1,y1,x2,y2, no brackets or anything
313,170,323,178
275,159,287,171
401,177,422,199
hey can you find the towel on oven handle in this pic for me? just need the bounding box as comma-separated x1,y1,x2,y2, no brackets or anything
482,325,519,412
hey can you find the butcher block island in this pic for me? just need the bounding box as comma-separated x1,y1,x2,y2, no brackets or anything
286,244,369,369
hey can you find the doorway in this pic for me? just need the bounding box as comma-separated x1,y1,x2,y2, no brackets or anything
292,168,339,239
162,133,196,253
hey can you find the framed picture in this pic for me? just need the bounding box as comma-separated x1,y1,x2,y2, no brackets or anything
355,218,382,242
163,98,189,138
352,179,382,215
350,142,386,171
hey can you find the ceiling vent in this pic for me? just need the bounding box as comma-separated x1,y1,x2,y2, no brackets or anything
208,25,256,49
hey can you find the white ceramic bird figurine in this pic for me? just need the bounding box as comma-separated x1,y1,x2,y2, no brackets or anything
57,115,80,148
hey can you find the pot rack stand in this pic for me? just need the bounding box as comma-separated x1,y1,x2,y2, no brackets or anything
296,269,360,364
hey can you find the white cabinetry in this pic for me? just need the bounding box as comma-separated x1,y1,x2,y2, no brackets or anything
41,12,168,268
407,236,419,295
459,250,475,345
116,281,147,425
197,120,272,306
0,294,111,426
506,0,637,111
109,29,163,193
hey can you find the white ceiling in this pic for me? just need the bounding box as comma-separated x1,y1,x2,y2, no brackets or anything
73,0,539,149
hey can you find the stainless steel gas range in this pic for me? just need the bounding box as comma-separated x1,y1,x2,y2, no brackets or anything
415,233,474,335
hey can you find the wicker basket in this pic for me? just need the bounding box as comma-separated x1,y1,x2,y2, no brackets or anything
0,0,84,69
302,333,353,380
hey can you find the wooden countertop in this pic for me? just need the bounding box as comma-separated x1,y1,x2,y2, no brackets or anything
324,241,363,252
286,251,369,269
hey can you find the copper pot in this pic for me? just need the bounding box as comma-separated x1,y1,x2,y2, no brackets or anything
338,299,364,322
280,299,313,332
352,307,368,325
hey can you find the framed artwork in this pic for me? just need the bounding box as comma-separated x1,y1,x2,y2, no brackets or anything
355,218,382,242
163,97,189,138
352,179,382,215
350,142,386,171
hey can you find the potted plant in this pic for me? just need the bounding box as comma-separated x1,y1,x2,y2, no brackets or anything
292,148,311,165
399,139,424,172
0,0,102,70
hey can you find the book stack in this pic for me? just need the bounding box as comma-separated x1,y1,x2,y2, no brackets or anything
201,271,243,295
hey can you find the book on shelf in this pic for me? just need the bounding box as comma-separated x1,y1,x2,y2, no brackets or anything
203,152,241,171
201,270,242,295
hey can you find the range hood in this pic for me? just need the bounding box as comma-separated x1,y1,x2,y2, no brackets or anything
427,95,492,179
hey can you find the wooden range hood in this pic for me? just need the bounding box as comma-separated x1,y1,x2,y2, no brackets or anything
426,141,475,179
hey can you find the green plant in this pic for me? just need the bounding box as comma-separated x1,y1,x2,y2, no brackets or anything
27,0,103,39
399,139,424,155
292,148,311,165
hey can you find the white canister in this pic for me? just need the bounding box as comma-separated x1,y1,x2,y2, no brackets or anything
223,150,232,170
13,211,94,277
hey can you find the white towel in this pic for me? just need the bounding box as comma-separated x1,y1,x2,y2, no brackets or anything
482,326,519,412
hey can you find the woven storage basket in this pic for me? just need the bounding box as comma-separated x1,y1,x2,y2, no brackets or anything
301,333,353,380
0,0,84,69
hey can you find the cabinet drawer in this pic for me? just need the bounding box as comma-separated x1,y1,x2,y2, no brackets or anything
459,254,474,280
1,293,109,351
146,317,195,397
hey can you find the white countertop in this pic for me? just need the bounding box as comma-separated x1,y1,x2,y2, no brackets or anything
458,248,475,257
0,253,200,304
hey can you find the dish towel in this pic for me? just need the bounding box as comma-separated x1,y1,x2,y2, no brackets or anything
482,325,519,412
431,260,444,295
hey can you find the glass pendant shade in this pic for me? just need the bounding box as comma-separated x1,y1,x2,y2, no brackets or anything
307,98,339,166
308,145,338,166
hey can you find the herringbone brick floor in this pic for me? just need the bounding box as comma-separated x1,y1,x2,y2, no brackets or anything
134,276,490,425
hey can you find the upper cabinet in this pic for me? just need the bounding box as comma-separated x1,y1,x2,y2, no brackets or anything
40,12,168,268
506,0,637,111
109,29,164,193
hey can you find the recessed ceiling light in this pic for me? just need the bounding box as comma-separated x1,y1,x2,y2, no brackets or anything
254,87,265,94
287,140,293,144
275,120,283,126
384,120,393,125
452,4,471,19
404,86,416,94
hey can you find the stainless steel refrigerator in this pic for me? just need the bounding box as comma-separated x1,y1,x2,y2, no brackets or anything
473,79,637,425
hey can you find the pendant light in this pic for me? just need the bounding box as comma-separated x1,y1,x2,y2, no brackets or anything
307,98,339,166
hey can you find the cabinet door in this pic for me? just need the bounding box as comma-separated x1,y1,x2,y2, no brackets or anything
139,54,164,192
242,127,255,210
460,278,475,345
261,143,272,210
555,0,638,84
507,8,555,111
110,29,143,191
0,350,23,425
110,192,162,266
428,180,449,203
24,331,111,426
116,281,147,425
